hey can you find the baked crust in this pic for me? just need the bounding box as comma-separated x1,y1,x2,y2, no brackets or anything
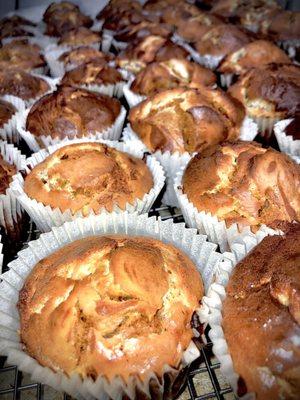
182,141,300,229
114,21,172,43
0,39,46,71
18,234,204,379
176,13,223,43
0,68,49,100
131,59,216,96
129,87,245,153
24,142,153,214
0,153,16,194
228,64,300,119
26,86,121,139
58,47,112,68
265,10,300,41
0,98,16,129
58,27,100,47
223,224,300,399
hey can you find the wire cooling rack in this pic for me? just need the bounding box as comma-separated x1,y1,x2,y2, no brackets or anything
0,204,234,400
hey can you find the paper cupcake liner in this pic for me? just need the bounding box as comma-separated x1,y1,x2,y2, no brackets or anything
0,211,228,399
219,73,235,89
278,39,300,59
0,141,26,236
44,45,72,78
174,161,279,253
112,38,129,51
198,227,281,398
122,119,257,207
17,105,127,153
123,81,146,108
0,95,26,144
250,114,282,138
0,234,3,273
11,138,166,232
274,118,300,163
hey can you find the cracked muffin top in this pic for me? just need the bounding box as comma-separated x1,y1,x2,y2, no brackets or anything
176,12,223,43
131,58,216,96
0,98,16,129
96,0,142,22
182,141,300,229
24,142,153,214
223,224,300,399
117,35,189,74
129,87,245,154
58,47,112,68
26,86,121,140
228,64,300,119
18,234,203,380
0,39,46,71
263,10,300,41
61,61,123,87
219,40,291,75
0,152,16,195
58,27,100,47
162,2,200,28
0,68,50,100
114,21,172,43
43,1,92,37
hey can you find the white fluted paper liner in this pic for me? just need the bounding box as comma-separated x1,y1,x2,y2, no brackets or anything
122,119,257,207
44,45,73,78
11,138,166,232
112,38,128,51
17,105,127,153
0,95,26,143
0,141,26,235
220,73,235,89
274,118,300,163
0,211,228,399
174,161,279,253
123,80,146,108
279,39,300,59
198,227,281,398
250,114,282,137
0,235,3,273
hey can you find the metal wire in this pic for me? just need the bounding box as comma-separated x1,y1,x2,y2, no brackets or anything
0,205,233,400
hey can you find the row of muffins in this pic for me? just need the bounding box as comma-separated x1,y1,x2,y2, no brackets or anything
0,1,299,400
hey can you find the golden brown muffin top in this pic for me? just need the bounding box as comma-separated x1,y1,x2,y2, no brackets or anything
183,141,300,229
219,40,291,74
0,15,36,29
0,153,16,195
18,234,203,380
24,142,153,214
131,58,216,96
162,2,200,27
58,27,100,47
61,61,122,87
0,39,46,71
194,24,251,60
0,98,16,128
228,64,300,119
223,224,300,399
117,35,189,74
114,21,172,43
26,86,121,139
44,1,92,37
211,0,278,18
58,47,112,68
129,87,245,154
177,13,223,43
265,10,300,41
0,68,50,100
96,0,142,22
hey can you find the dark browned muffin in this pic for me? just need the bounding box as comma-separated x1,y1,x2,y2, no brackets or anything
0,153,16,194
0,15,36,29
176,13,223,43
0,25,33,41
61,61,122,87
0,39,46,71
58,27,100,47
96,0,142,22
0,69,50,101
43,1,93,37
117,35,189,74
58,47,112,68
0,99,16,129
161,2,200,28
114,21,172,43
26,86,121,140
264,10,300,42
223,224,300,399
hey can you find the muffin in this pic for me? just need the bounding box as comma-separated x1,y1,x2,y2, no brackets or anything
0,39,46,72
58,47,112,69
211,0,278,19
128,87,245,154
0,152,16,194
117,35,189,74
0,69,50,101
18,233,203,385
25,86,121,142
182,141,300,230
176,13,223,43
263,10,300,43
43,1,93,37
96,0,142,22
24,142,153,214
114,21,172,43
0,15,36,29
228,63,300,133
130,59,216,97
218,40,291,86
61,61,123,88
0,99,17,129
193,24,251,68
58,27,101,47
161,2,200,28
223,224,300,399
0,24,34,41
